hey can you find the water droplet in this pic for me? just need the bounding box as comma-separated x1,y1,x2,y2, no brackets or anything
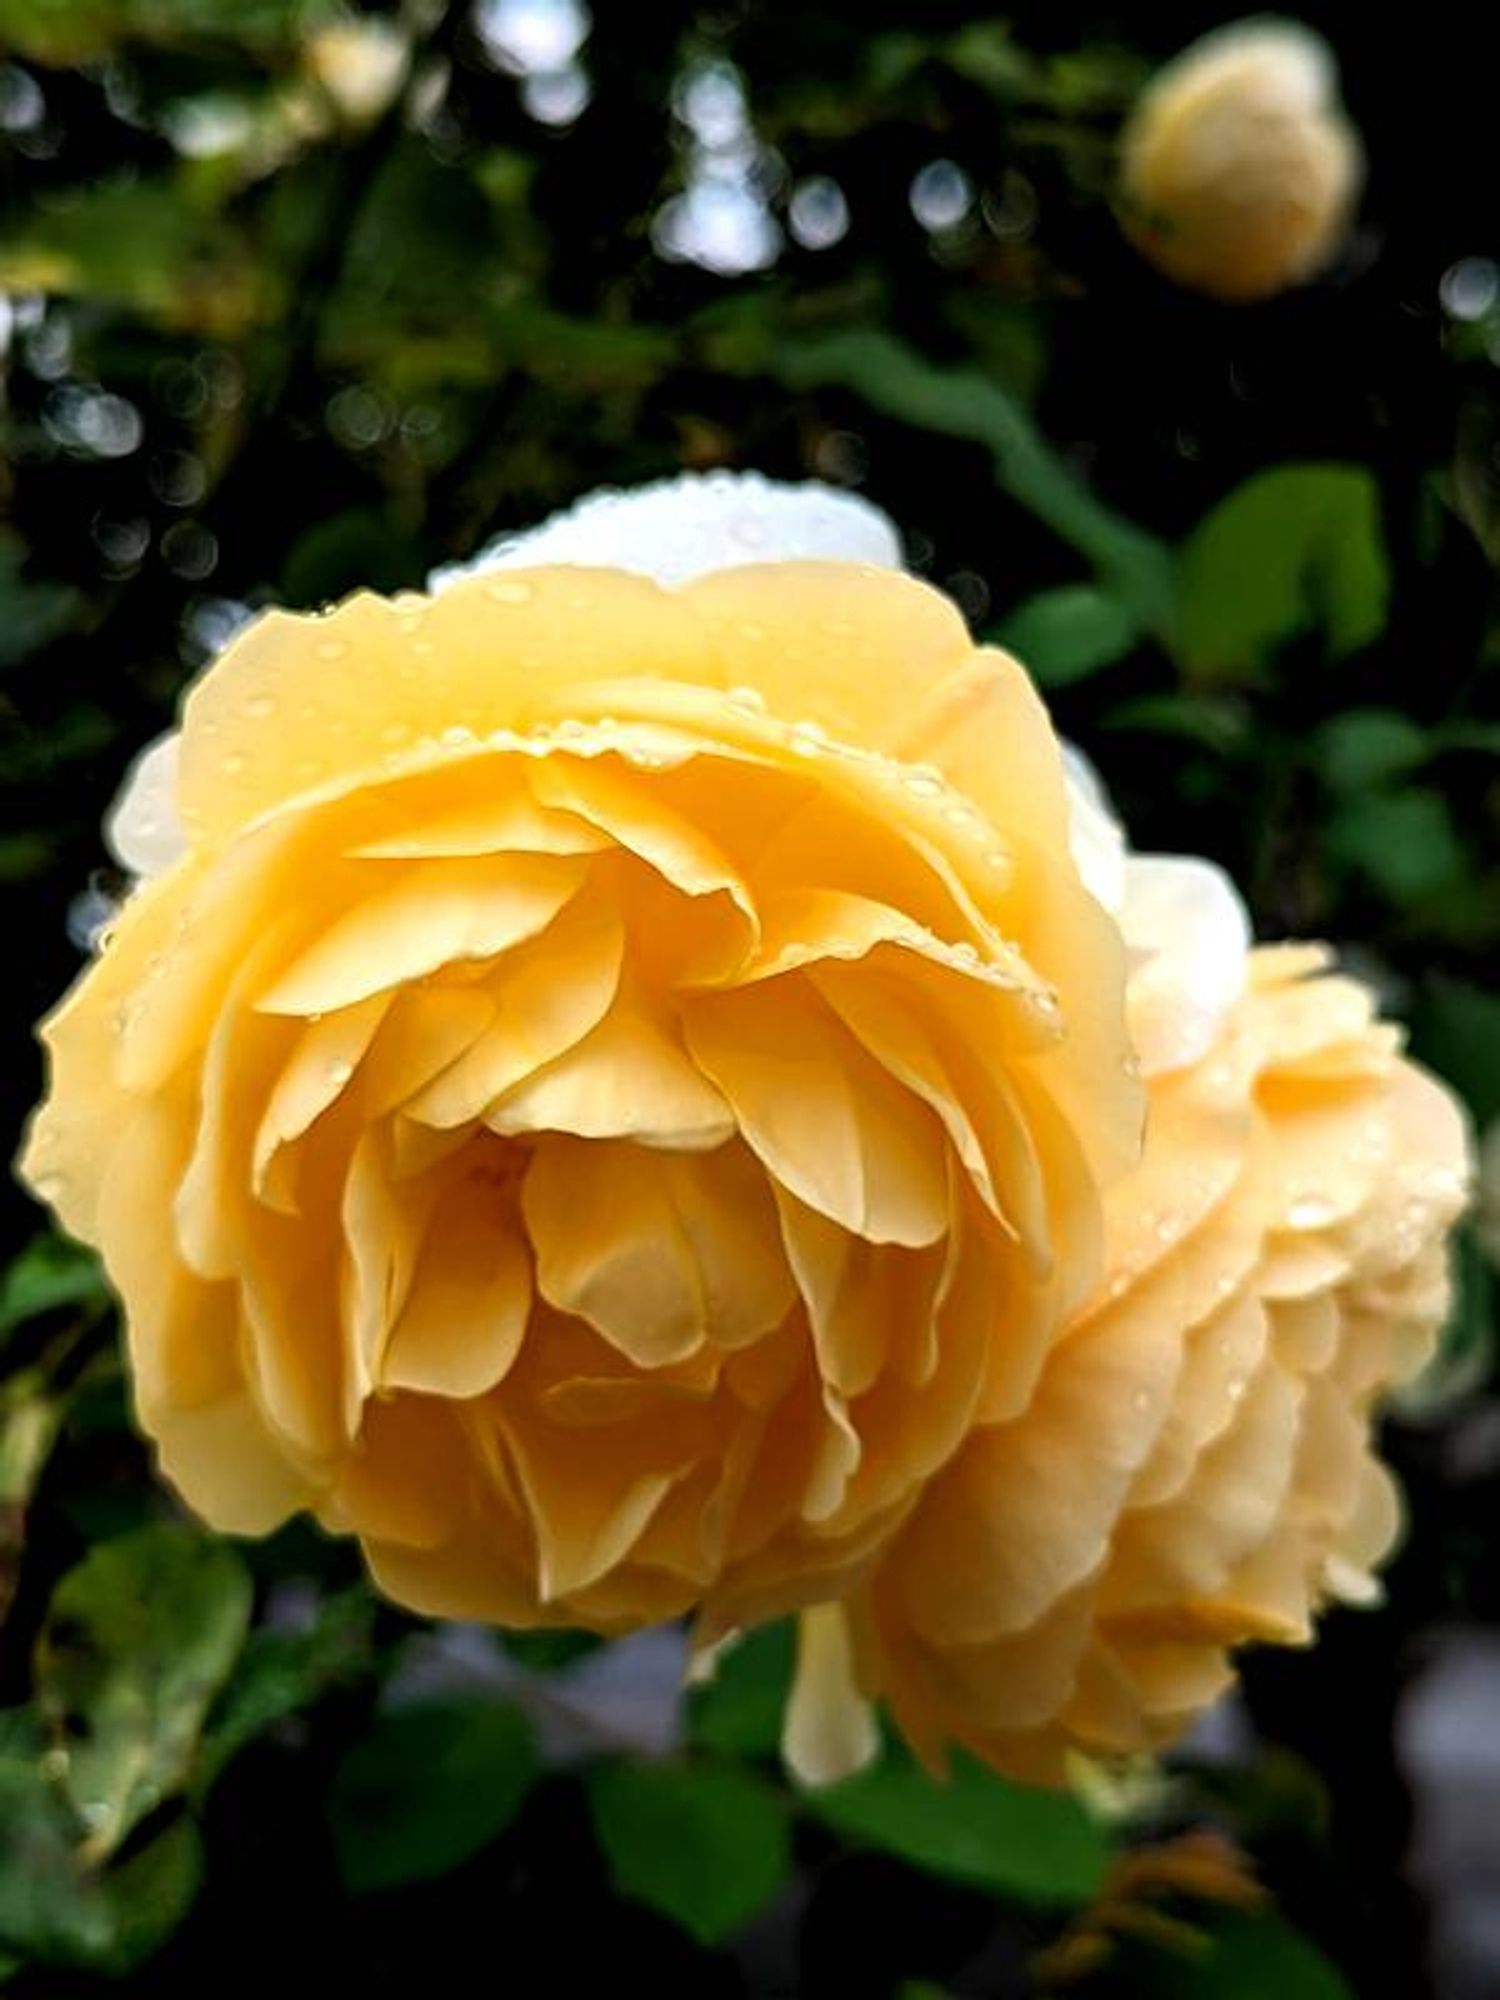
1131,1389,1151,1414
1287,1192,1337,1230
79,1800,110,1830
439,724,476,747
726,684,767,715
902,768,944,799
789,720,829,756
1226,1373,1248,1403
245,693,276,719
328,1059,354,1086
223,753,247,776
485,579,533,605
555,718,589,741
31,1173,65,1205
316,639,347,661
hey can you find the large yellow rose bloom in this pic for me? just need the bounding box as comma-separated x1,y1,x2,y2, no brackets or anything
19,486,1139,1637
792,858,1469,1784
1119,21,1363,304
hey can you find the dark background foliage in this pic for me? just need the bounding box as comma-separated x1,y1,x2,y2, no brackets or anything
2,3,1498,1995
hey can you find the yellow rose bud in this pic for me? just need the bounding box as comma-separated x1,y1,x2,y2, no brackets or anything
810,929,1469,1783
1119,21,1363,303
19,560,1139,1637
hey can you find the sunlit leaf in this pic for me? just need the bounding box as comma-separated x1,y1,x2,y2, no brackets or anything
0,1762,201,1974
34,1526,252,1860
0,179,271,333
0,0,317,63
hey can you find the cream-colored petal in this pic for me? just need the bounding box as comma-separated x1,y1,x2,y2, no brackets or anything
1121,854,1251,1076
431,471,903,592
784,1603,882,1787
106,730,188,878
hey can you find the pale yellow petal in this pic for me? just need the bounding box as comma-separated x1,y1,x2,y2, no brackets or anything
784,1603,881,1787
686,980,950,1247
256,854,587,1015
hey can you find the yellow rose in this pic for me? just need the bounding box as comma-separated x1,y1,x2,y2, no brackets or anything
19,497,1139,1637
791,857,1469,1784
1119,21,1363,303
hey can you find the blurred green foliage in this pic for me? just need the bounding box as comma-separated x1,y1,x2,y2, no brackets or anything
2,0,1498,1994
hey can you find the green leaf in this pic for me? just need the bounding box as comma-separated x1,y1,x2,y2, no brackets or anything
1395,1226,1495,1417
0,0,317,63
0,178,270,333
1413,974,1500,1128
34,1525,253,1860
1,1382,64,1623
1102,692,1249,754
804,1747,1113,1907
1318,710,1431,794
1177,464,1390,675
587,1759,792,1946
0,534,85,670
198,1586,376,1792
1115,1908,1353,1999
1329,788,1466,904
328,1699,538,1893
0,1761,202,1975
280,509,422,607
773,331,1176,627
687,1620,795,1760
0,1235,107,1344
996,584,1140,686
